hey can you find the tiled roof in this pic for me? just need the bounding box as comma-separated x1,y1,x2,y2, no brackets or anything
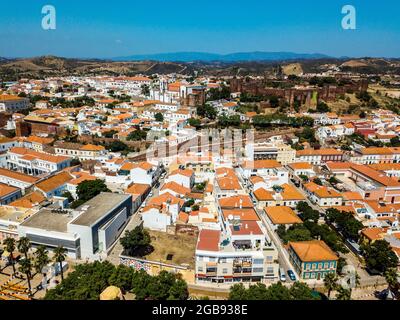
35,172,73,193
265,206,302,225
289,240,338,262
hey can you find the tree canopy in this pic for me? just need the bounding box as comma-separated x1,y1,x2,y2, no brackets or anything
229,282,319,300
120,225,153,257
361,240,399,274
76,179,111,203
44,262,188,300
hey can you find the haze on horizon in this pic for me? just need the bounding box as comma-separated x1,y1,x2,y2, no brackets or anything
1,0,399,59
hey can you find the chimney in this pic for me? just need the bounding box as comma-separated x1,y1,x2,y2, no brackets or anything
239,199,243,209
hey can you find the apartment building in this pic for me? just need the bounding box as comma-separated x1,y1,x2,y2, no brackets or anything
303,182,343,207
54,142,108,161
288,240,338,280
195,225,279,283
0,95,30,112
7,147,71,175
0,168,40,193
296,148,344,165
0,137,18,153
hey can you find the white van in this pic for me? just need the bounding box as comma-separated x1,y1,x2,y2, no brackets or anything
279,268,286,282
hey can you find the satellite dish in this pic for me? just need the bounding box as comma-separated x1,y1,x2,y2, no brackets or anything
228,214,234,220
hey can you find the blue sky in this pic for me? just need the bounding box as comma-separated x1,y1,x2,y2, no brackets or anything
1,0,399,58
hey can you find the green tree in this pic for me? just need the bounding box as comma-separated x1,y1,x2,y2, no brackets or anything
53,246,67,282
2,237,17,275
127,130,147,141
141,84,150,96
264,282,292,300
289,282,319,300
61,191,74,203
108,264,136,292
323,272,338,298
228,283,248,300
361,240,399,274
120,226,152,257
384,268,399,291
34,245,50,275
197,104,217,120
76,179,111,203
335,286,352,300
313,178,323,186
316,102,331,113
107,140,130,152
17,237,31,260
19,258,33,296
155,113,164,122
188,118,201,128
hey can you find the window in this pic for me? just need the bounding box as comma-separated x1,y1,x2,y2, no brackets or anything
252,268,264,273
253,259,264,265
324,262,329,269
222,268,228,274
318,263,323,269
198,267,203,272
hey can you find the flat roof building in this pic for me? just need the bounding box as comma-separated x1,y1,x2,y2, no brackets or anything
19,192,133,260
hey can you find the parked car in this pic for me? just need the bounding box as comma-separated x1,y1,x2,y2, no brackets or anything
279,268,286,282
287,269,296,281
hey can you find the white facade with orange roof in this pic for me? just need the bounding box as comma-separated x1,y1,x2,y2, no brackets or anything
7,147,71,176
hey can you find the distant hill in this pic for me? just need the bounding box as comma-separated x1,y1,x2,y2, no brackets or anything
0,56,192,80
1,55,399,81
113,51,330,62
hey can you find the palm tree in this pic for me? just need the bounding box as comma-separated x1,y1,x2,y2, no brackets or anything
384,268,399,291
2,237,16,276
34,246,50,275
323,272,338,298
336,286,352,300
17,237,31,260
19,258,33,296
53,246,67,281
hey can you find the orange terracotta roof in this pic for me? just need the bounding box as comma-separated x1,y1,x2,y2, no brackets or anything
0,183,20,198
254,188,274,201
342,191,363,201
147,192,184,207
9,147,70,164
219,195,253,208
196,229,220,252
361,227,387,241
35,172,73,193
161,181,191,195
281,183,306,201
288,162,313,170
360,147,393,155
9,191,46,208
222,208,259,221
265,206,303,225
170,169,194,178
242,160,282,169
304,182,342,198
80,144,105,151
289,240,338,262
125,183,150,196
0,168,39,184
297,148,343,157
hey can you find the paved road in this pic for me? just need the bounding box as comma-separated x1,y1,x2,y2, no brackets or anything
256,207,299,282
